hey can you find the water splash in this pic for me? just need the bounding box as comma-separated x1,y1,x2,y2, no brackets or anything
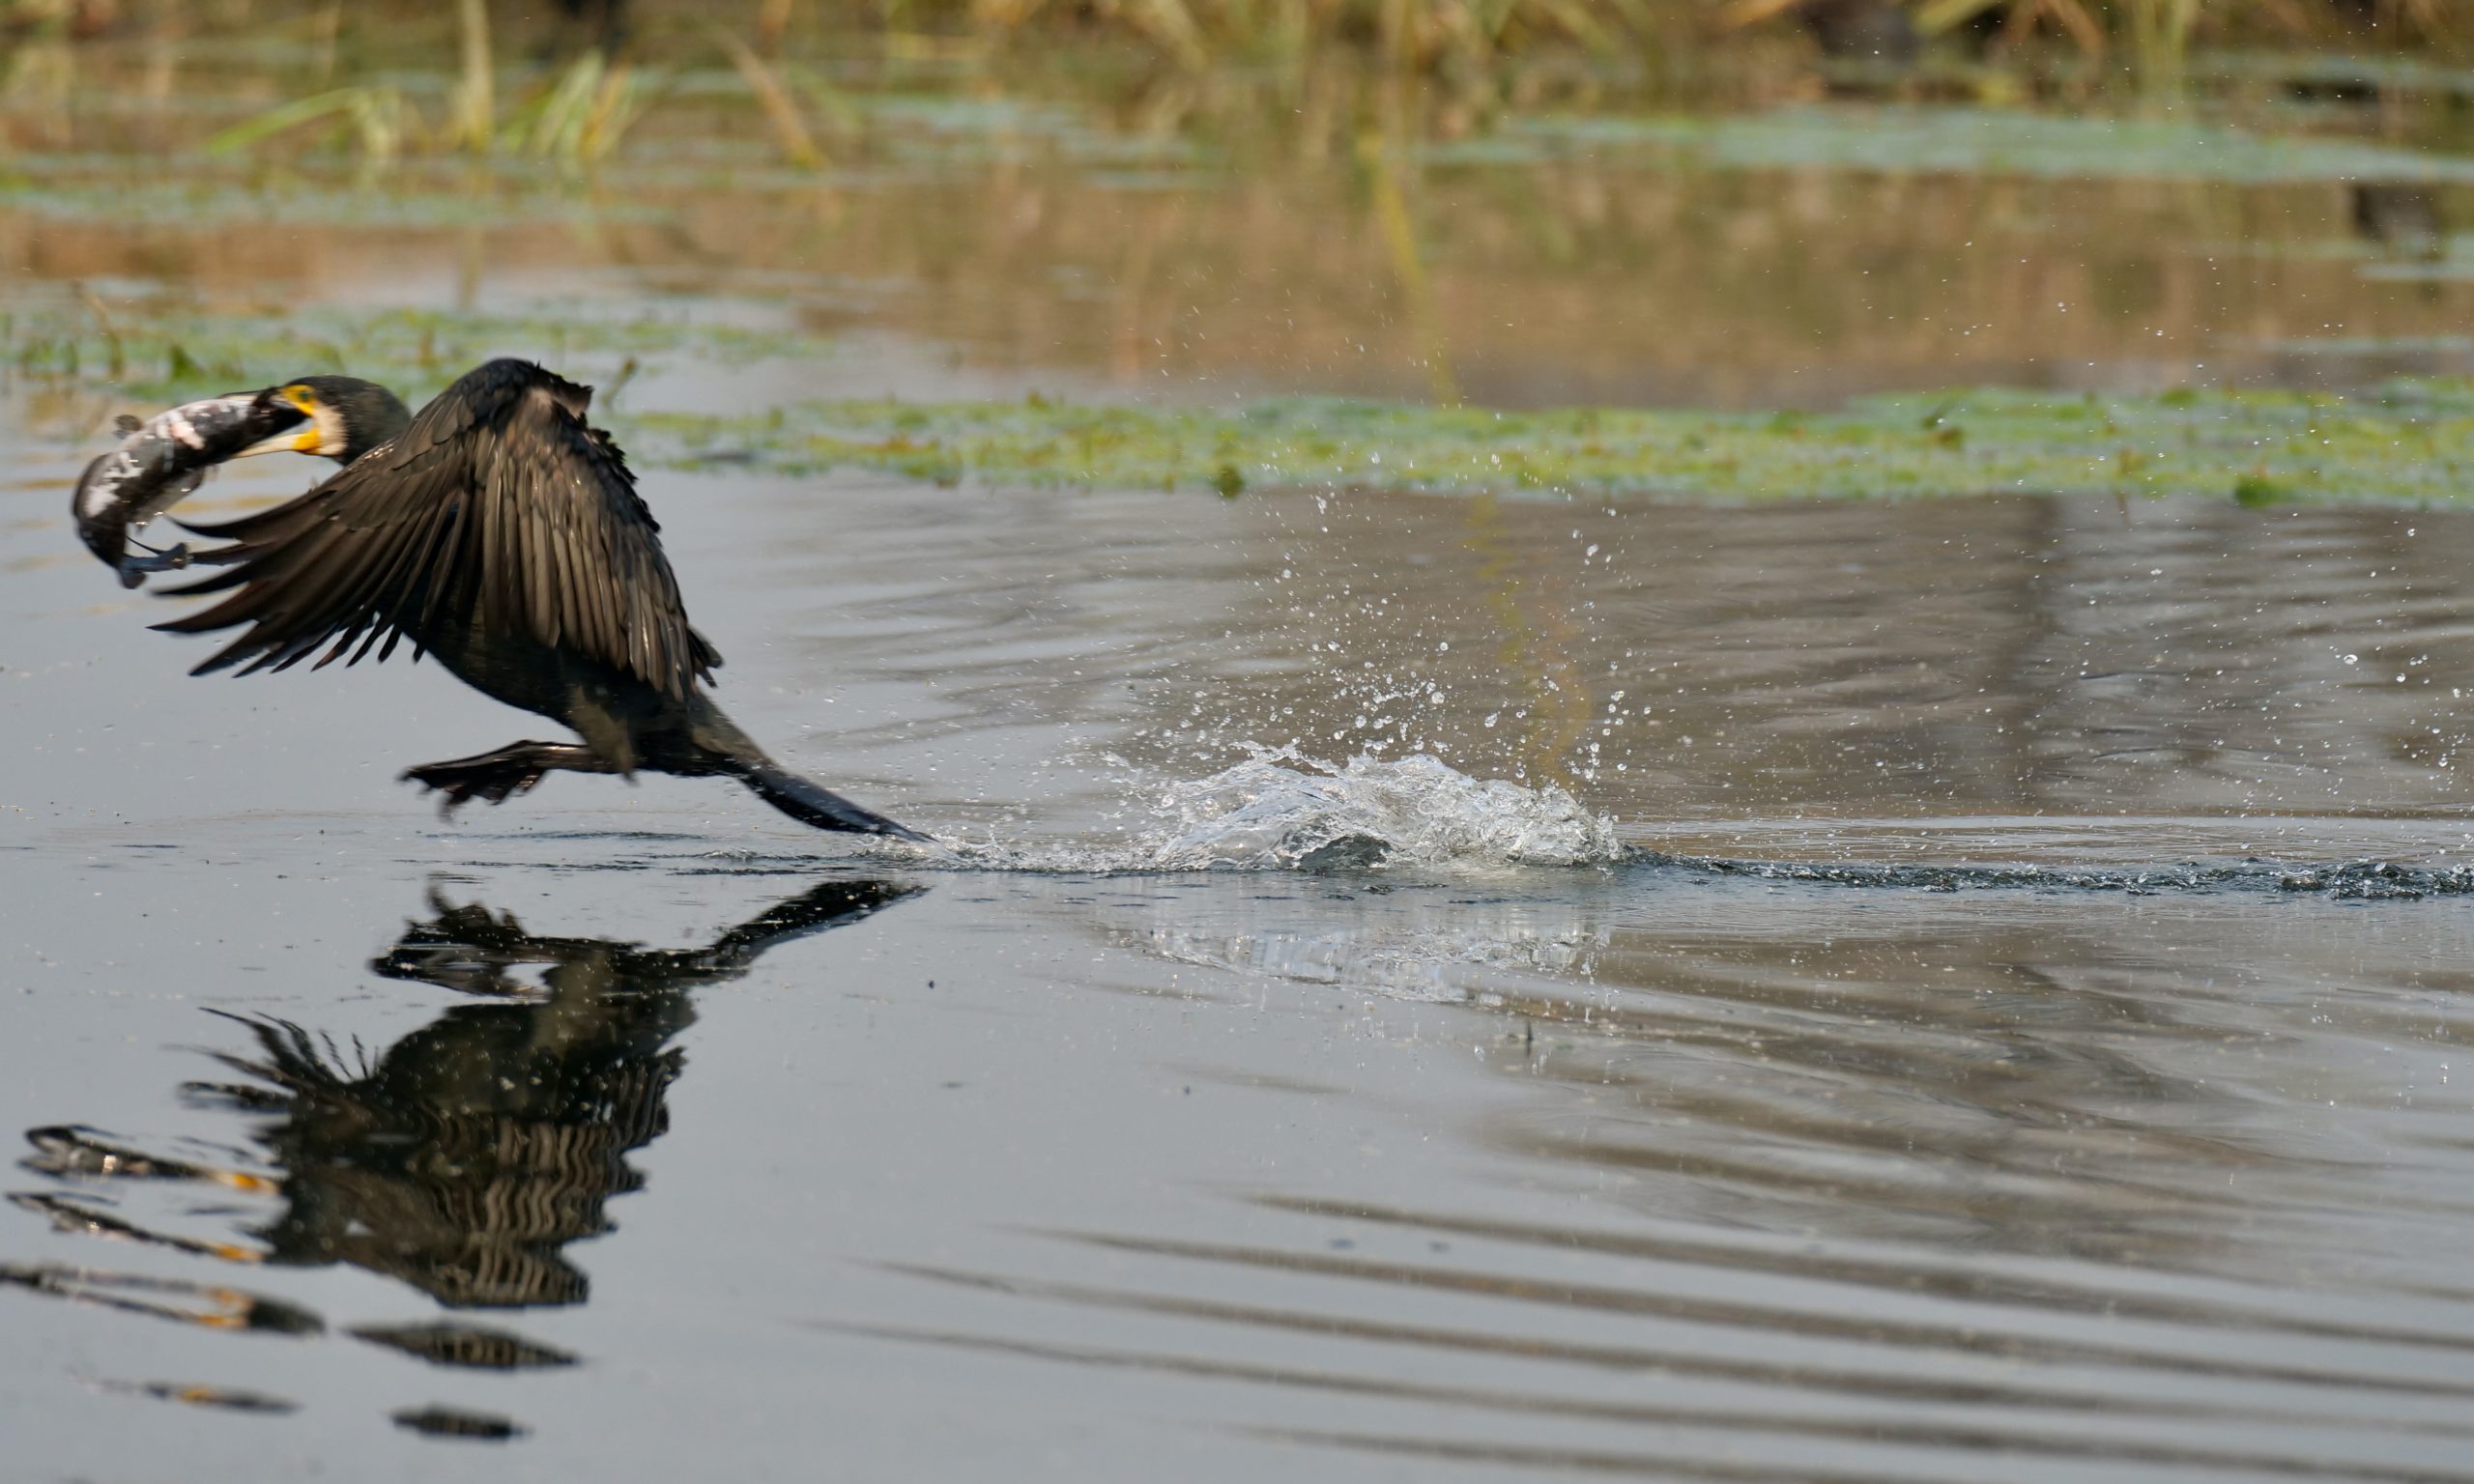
1147,749,1624,870
939,748,1625,873
858,759,2474,896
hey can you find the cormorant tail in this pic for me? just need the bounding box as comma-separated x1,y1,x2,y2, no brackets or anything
734,757,931,842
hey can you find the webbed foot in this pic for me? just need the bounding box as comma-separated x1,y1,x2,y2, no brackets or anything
404,750,550,815
403,741,614,817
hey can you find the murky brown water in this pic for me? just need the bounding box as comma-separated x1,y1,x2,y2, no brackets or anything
11,62,2474,1483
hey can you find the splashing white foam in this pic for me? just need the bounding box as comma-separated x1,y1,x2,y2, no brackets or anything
1144,748,1623,870
923,747,1622,872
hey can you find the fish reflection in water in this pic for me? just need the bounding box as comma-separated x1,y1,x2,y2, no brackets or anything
12,875,917,1389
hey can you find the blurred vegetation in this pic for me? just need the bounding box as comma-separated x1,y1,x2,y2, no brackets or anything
9,0,2474,452
1,0,2470,177
8,0,2460,72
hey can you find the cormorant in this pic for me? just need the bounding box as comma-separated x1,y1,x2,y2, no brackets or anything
115,358,925,841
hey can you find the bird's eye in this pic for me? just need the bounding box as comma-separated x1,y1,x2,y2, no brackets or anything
284,385,318,414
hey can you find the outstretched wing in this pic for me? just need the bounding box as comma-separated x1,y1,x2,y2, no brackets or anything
156,358,722,700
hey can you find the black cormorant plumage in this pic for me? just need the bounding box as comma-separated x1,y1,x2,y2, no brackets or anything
133,358,924,841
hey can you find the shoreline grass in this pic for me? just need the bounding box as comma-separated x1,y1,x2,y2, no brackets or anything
10,2,2474,175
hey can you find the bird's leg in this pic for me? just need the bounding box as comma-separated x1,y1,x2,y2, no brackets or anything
402,742,617,815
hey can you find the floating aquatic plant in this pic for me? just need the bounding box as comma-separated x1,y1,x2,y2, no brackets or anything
1454,105,2474,184
631,383,2474,506
5,299,838,409
15,298,2474,507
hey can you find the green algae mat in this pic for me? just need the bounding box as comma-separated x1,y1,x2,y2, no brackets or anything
633,387,2474,506
14,300,2471,507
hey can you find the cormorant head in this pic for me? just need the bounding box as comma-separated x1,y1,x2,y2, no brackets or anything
234,376,413,466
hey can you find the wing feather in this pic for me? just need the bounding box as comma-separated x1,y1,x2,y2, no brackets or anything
155,359,717,699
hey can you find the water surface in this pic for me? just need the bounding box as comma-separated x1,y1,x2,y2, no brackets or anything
10,430,2474,1479
10,63,2474,1483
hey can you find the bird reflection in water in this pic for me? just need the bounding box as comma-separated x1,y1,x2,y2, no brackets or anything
13,876,917,1358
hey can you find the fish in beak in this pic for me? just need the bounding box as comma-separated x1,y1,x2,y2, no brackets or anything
231,383,340,460
72,391,308,587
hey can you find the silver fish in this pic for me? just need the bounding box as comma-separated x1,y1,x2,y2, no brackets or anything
73,392,303,588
